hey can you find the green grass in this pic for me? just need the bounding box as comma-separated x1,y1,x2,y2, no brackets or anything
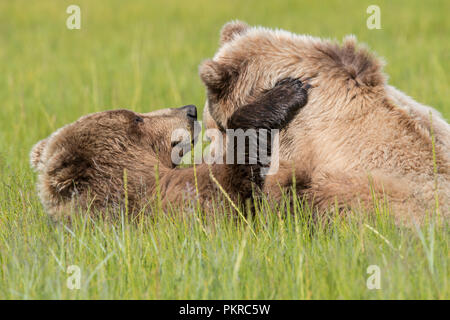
0,0,448,299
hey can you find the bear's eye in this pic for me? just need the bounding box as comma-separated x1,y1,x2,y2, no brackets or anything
134,116,144,124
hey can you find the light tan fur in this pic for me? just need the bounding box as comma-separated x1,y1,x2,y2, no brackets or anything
200,21,450,225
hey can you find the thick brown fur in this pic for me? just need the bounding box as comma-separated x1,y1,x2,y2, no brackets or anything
200,21,450,225
31,79,308,220
31,108,198,219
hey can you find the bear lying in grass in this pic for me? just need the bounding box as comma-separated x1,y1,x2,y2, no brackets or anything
30,78,308,220
200,21,450,225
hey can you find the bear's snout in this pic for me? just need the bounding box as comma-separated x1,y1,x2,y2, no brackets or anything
179,105,197,121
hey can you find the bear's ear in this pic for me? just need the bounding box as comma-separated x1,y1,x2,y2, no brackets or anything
30,138,49,171
220,20,249,45
199,59,236,97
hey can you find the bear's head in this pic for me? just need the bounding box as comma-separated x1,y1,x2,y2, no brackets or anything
200,21,385,132
30,105,198,218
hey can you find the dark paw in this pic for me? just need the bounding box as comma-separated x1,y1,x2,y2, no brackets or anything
270,77,309,112
274,77,304,91
273,77,309,96
227,77,310,131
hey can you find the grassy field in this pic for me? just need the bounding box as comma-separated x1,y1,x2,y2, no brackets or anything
0,0,448,299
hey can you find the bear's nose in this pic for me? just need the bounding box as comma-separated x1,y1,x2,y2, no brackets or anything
179,105,197,121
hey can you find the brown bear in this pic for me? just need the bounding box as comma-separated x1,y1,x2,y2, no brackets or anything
30,78,309,220
200,21,450,225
